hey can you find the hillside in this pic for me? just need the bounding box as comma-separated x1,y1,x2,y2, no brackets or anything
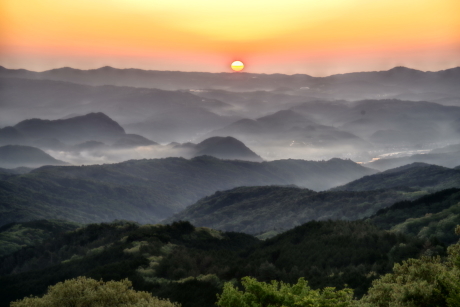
293,99,460,147
0,145,67,168
207,109,370,151
112,134,158,148
0,156,375,226
0,219,80,257
192,136,263,162
0,221,259,307
0,167,32,175
170,136,263,162
0,77,230,127
14,112,126,143
164,185,422,234
368,188,460,244
332,163,460,192
0,220,437,307
125,107,240,143
165,162,460,235
3,112,159,150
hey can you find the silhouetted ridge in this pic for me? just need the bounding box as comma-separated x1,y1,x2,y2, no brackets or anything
0,145,67,168
333,163,460,191
164,184,416,234
112,134,157,148
387,66,423,74
14,112,125,142
368,188,460,245
1,65,458,93
195,136,263,162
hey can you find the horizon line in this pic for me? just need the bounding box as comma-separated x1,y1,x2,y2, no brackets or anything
1,64,459,78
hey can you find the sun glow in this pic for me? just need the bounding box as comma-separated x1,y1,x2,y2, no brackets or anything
231,61,244,71
1,0,459,73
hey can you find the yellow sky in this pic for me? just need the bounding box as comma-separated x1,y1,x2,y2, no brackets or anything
1,0,459,74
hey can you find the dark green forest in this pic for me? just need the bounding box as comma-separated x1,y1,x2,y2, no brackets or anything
1,163,459,306
0,219,80,257
369,188,460,245
0,220,445,307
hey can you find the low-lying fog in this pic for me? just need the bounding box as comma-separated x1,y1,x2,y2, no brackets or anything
45,145,196,165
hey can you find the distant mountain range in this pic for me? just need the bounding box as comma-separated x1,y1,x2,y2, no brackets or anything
206,109,370,150
125,107,240,143
0,110,269,166
193,89,310,118
0,156,375,226
292,99,460,146
2,71,460,161
14,112,125,142
0,77,230,127
1,66,459,95
0,112,154,146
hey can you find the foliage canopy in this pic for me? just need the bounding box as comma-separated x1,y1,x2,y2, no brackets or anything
217,277,353,307
11,276,180,307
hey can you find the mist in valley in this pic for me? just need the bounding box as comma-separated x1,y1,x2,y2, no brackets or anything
1,66,460,230
1,66,460,168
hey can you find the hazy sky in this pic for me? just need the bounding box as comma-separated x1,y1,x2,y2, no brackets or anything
1,0,459,75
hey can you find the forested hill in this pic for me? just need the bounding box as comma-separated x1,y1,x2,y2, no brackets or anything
368,188,460,245
0,156,375,226
332,163,460,192
0,219,80,257
164,185,423,234
0,220,439,307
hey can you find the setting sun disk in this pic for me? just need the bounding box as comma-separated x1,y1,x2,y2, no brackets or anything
231,61,244,71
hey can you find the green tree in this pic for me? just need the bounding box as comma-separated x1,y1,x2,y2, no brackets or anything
443,226,460,307
10,276,180,307
216,277,353,307
356,226,460,307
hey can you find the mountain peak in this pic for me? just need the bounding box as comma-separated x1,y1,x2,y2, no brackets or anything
80,112,112,119
14,112,125,141
49,67,80,72
195,136,263,162
387,66,423,73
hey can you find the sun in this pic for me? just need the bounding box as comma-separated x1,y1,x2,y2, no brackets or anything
231,61,244,71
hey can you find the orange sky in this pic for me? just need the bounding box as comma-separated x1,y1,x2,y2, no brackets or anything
1,0,459,75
